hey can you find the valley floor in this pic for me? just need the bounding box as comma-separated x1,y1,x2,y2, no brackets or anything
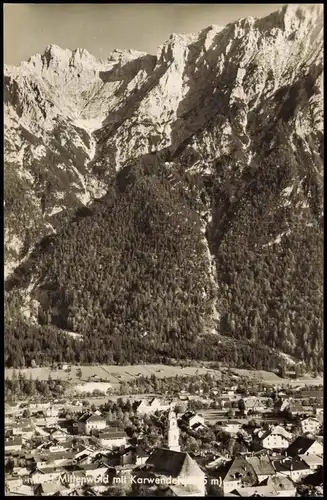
5,363,323,388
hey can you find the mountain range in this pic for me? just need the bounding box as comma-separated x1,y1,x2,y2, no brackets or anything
4,4,323,371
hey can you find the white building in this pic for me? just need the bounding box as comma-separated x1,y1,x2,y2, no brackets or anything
97,428,128,449
299,454,323,472
44,406,59,418
261,425,292,450
77,413,107,435
180,411,206,430
245,455,275,483
287,436,324,457
30,467,64,485
29,402,51,411
135,397,171,415
273,457,310,483
261,432,290,450
270,425,293,440
220,421,242,436
301,417,321,435
5,437,22,453
188,414,205,429
315,408,323,419
49,428,69,442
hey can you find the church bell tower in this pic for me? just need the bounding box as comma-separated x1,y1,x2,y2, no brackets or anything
168,406,180,452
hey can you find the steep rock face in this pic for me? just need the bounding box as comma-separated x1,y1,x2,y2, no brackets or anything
4,5,323,369
4,46,152,277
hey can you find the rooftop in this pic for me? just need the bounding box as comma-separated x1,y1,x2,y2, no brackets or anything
273,457,310,473
287,436,321,455
212,456,257,484
5,438,23,447
36,482,68,494
299,454,323,467
146,448,203,479
99,428,127,439
221,420,243,426
245,455,275,477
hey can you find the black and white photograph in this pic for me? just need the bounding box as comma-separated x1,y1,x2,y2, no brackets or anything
4,2,323,497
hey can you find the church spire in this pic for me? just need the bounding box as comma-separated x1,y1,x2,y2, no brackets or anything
168,404,180,452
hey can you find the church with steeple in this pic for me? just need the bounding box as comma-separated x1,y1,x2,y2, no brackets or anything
132,403,206,496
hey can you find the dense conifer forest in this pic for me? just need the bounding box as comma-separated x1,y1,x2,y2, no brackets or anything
5,150,323,371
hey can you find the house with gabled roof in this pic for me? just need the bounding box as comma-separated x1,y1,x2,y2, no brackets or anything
287,436,323,457
95,427,128,449
76,462,109,480
134,397,171,415
47,442,72,453
5,476,23,491
179,411,206,430
6,484,35,497
260,425,292,451
209,456,257,494
272,457,310,483
42,450,75,468
30,465,66,485
299,454,323,472
49,427,70,442
245,455,275,483
230,484,277,497
242,397,266,415
269,425,293,440
34,482,69,496
19,426,35,441
120,445,149,466
260,476,296,496
77,413,106,435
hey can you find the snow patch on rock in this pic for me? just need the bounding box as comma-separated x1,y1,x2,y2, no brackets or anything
73,117,103,133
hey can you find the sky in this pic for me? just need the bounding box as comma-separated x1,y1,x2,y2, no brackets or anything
4,3,286,65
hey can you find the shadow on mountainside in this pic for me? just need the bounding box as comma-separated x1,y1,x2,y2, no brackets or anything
168,24,240,157
97,55,163,138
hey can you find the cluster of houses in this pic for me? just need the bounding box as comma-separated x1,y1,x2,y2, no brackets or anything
206,433,323,497
5,385,323,497
5,404,206,496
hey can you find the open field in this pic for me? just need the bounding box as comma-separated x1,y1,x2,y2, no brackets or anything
5,364,222,387
200,410,287,425
5,364,322,388
228,368,323,386
229,369,283,382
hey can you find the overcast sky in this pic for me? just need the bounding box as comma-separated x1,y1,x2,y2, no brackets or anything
4,3,285,65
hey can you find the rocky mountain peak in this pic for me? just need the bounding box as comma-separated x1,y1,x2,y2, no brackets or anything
4,5,323,371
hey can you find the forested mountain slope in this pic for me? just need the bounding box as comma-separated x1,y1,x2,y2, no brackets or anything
4,5,323,370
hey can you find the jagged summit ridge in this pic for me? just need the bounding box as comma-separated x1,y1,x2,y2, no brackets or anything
11,3,323,70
